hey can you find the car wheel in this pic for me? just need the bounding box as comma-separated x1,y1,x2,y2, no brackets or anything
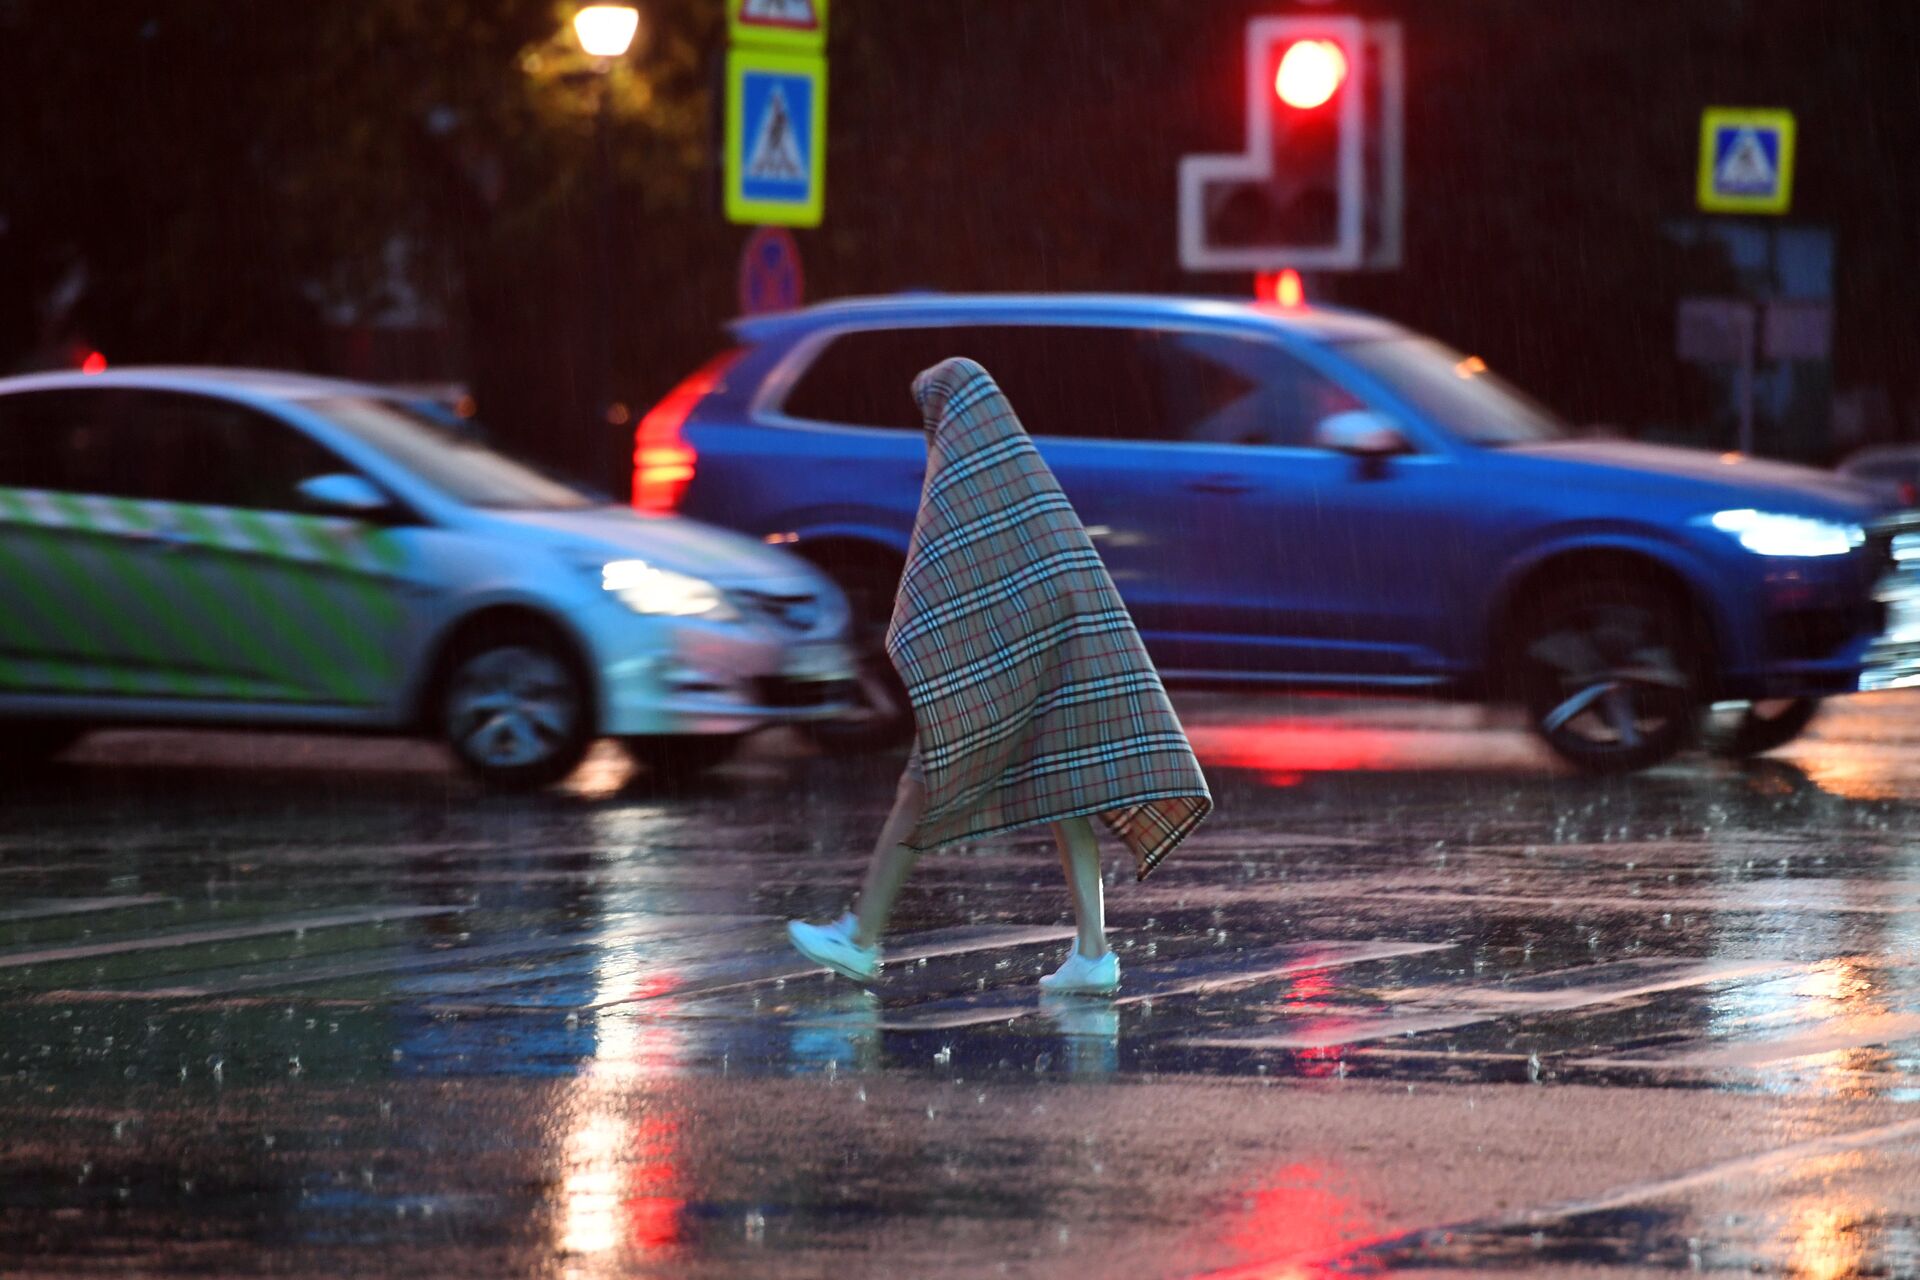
801,554,915,754
1701,697,1820,759
622,734,741,783
440,622,593,790
0,721,87,768
1519,578,1704,774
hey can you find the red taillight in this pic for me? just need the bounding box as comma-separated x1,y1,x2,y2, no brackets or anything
633,350,741,512
1255,268,1306,309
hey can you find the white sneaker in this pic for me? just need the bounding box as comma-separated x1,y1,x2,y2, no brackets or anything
1039,944,1120,995
786,912,880,983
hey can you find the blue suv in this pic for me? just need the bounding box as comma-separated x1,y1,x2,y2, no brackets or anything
636,294,1917,772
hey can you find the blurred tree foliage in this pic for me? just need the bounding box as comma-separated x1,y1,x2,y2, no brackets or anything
4,0,1918,486
0,0,724,481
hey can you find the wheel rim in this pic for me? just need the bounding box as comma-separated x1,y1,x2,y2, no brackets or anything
446,645,578,769
1528,602,1692,756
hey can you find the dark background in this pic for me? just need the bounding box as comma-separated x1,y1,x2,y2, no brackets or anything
4,0,1917,493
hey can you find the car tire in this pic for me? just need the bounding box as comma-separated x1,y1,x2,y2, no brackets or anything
438,620,594,790
799,552,915,755
1518,577,1705,774
1701,697,1821,759
0,721,87,768
622,734,741,783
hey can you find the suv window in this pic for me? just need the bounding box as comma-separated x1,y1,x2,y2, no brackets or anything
780,324,1175,442
1160,332,1365,449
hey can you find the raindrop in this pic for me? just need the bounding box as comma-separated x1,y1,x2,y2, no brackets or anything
934,1045,952,1065
1527,1052,1542,1083
744,1210,765,1242
856,1088,867,1103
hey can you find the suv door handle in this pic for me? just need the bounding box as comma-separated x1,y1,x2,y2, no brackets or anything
1187,475,1253,495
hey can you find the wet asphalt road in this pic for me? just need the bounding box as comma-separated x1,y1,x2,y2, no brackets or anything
4,693,1920,1278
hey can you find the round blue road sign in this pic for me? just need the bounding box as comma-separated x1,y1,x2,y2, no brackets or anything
738,226,804,316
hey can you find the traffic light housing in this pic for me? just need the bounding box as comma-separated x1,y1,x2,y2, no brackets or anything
1180,17,1401,273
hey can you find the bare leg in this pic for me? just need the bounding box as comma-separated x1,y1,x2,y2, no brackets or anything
1052,816,1109,960
851,769,927,948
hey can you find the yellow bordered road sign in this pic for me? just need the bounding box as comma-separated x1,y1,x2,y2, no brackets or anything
729,0,827,52
725,46,826,227
1698,107,1796,214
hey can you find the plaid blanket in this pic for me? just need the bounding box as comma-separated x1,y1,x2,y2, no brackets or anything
885,358,1211,879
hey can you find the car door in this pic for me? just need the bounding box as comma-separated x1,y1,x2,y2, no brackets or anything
107,389,421,709
771,323,1191,656
1152,329,1464,682
0,387,182,698
925,324,1201,658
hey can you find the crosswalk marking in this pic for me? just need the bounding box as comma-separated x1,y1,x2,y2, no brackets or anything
110,915,775,999
1177,956,1809,1053
1570,1012,1920,1071
0,895,170,923
869,940,1452,1032
0,905,461,971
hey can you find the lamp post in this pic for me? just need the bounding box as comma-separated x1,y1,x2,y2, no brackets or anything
570,5,642,467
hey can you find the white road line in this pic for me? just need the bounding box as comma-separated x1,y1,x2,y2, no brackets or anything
1181,1012,1489,1051
1571,1012,1920,1071
1186,1116,1920,1279
1516,1116,1920,1221
114,915,777,998
592,925,1082,1009
1386,959,1802,1013
875,940,1454,1032
0,895,170,923
0,905,462,971
1178,956,1796,1052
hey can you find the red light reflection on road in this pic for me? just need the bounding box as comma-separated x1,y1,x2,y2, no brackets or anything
1188,720,1533,785
1199,1162,1380,1279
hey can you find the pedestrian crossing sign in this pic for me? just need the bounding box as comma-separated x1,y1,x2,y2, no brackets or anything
1698,107,1795,214
725,47,826,227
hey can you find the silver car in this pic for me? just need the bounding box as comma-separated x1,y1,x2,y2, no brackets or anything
0,368,855,787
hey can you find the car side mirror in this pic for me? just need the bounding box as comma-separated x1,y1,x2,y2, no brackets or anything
297,473,390,516
1314,411,1411,459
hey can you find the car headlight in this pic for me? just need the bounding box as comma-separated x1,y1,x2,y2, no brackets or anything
599,559,738,619
1702,509,1865,558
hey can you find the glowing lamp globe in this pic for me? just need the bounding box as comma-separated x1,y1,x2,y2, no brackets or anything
573,4,640,58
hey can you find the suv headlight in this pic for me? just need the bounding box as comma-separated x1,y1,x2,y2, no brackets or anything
1702,509,1864,558
600,559,738,619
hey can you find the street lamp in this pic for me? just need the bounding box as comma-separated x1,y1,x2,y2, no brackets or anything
573,4,640,60
569,4,643,471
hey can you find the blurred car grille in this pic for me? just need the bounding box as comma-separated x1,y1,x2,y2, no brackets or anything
1861,513,1920,690
1767,605,1882,660
731,590,824,634
753,676,855,708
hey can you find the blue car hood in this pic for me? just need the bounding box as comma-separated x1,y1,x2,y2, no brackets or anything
1502,439,1885,519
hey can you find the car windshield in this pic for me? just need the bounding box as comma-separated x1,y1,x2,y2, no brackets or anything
304,397,592,509
1338,336,1570,446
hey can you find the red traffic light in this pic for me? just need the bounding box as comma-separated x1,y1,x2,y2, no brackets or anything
1274,39,1347,109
